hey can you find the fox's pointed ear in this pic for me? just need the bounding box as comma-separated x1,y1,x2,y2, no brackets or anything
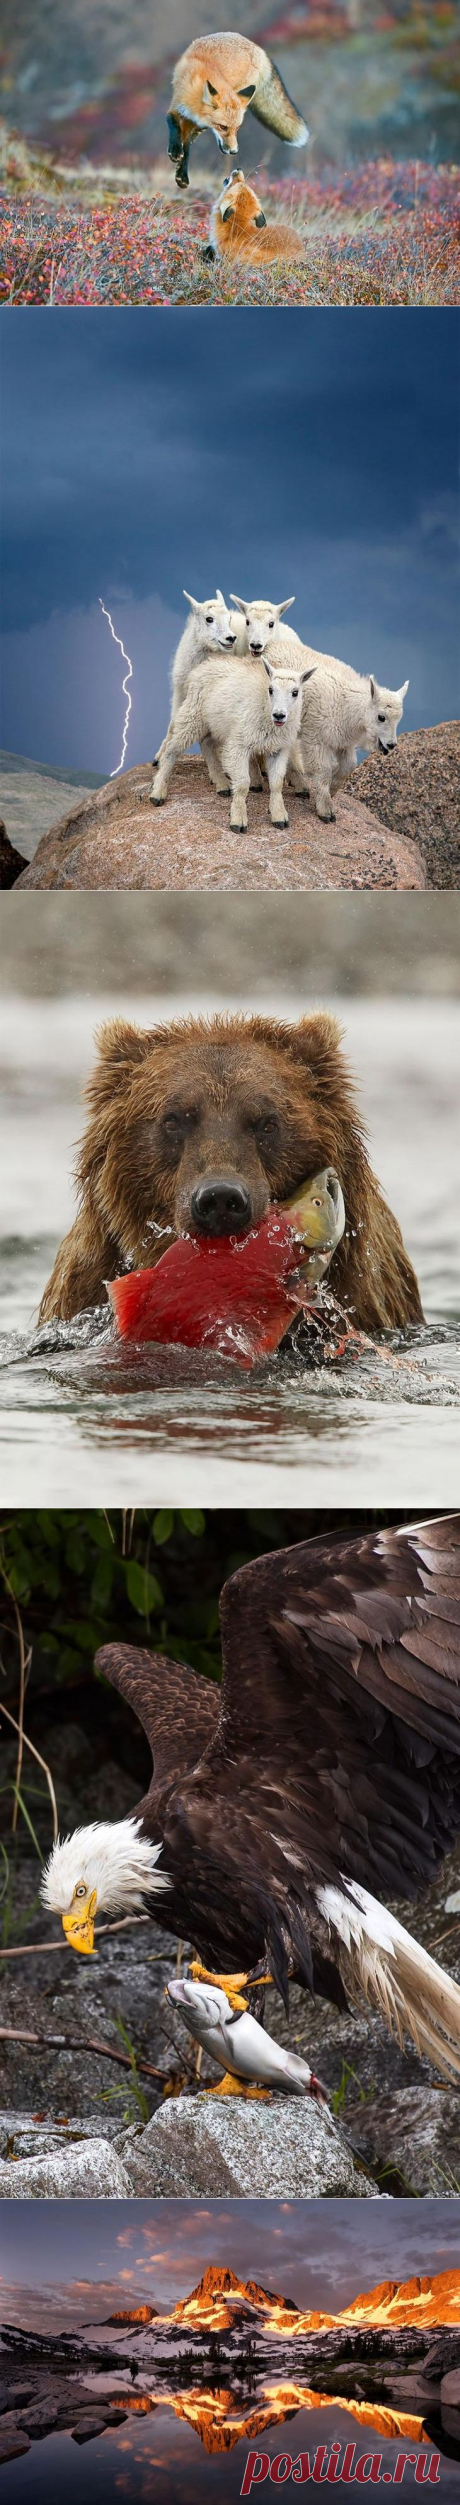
203,78,218,103
183,590,200,613
230,596,247,612
277,598,295,615
238,81,256,97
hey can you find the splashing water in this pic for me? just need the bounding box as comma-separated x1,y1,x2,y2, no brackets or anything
99,599,133,775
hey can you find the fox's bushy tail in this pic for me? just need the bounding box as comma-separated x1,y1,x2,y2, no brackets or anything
249,59,308,146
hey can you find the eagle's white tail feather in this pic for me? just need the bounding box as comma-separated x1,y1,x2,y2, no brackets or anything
317,1880,460,2080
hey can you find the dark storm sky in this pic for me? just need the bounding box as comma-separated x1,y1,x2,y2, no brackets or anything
0,308,458,774
1,2198,458,2330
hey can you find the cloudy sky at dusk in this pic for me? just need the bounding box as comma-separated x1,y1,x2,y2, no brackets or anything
1,2198,458,2333
1,309,458,775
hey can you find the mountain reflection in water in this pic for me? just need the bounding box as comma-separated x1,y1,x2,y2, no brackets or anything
1,2394,459,2505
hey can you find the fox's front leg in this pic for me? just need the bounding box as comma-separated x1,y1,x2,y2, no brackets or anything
167,112,198,189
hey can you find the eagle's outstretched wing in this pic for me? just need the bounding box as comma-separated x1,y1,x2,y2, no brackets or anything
95,1642,219,1781
199,1516,460,1908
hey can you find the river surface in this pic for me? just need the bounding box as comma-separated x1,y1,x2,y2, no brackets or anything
0,994,459,1505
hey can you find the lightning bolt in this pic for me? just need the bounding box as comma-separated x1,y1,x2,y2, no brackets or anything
99,599,133,776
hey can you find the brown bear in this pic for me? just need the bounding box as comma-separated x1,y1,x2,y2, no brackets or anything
38,1011,423,1335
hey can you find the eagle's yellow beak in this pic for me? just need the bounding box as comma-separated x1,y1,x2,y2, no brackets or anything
62,1887,97,1955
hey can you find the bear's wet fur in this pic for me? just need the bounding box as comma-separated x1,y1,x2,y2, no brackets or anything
39,1011,422,1335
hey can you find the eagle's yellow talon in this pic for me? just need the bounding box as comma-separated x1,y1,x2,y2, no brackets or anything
208,2071,271,2100
189,1960,250,2012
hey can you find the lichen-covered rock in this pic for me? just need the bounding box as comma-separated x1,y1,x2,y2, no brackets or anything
346,2085,460,2197
0,2111,123,2159
0,2136,131,2198
118,2091,380,2198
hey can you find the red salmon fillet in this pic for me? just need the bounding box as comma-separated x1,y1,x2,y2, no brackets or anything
109,1210,311,1364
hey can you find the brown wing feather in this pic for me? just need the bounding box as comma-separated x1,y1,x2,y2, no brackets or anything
201,1516,460,1905
95,1642,219,1781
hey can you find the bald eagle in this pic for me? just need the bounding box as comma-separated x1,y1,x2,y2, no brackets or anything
42,1516,460,2086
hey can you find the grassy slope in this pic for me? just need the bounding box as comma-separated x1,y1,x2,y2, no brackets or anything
1,163,458,307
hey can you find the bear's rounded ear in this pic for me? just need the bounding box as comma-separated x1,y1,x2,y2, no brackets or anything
95,1019,150,1068
85,1021,151,1123
291,1012,345,1077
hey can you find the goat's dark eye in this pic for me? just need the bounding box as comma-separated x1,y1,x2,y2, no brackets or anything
268,619,274,628
292,687,298,698
378,712,386,723
206,614,214,624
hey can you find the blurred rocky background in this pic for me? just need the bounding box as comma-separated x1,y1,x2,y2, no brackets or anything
1,0,459,174
1,891,460,995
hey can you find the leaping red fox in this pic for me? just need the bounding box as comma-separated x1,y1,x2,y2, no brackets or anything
168,32,308,189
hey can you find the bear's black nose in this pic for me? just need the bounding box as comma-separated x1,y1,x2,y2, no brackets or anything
190,1179,251,1236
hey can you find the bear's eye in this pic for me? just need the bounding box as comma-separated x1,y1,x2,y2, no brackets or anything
377,712,386,723
255,1113,279,1140
161,1113,186,1142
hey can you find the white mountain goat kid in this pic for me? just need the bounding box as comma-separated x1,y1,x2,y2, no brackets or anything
290,665,409,821
150,654,315,830
261,621,409,821
154,590,244,766
230,594,296,655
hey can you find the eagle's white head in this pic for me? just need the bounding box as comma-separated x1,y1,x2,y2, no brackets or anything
41,1816,170,1955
